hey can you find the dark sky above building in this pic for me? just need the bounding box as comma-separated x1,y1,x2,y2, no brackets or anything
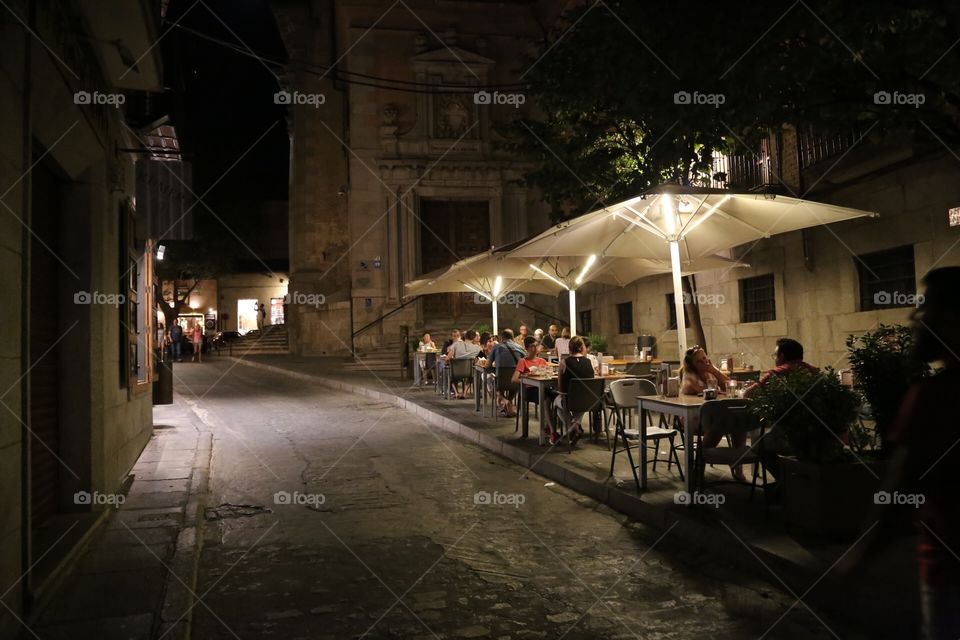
163,0,288,227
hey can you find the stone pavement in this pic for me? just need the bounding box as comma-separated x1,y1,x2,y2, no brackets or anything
224,353,920,637
177,359,858,639
23,399,212,640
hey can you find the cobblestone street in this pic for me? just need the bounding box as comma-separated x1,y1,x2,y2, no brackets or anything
180,360,852,639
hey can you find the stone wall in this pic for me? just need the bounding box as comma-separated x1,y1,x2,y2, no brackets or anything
578,153,960,368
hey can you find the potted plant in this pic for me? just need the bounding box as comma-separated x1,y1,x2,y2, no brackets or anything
845,324,929,454
749,367,883,537
587,334,608,353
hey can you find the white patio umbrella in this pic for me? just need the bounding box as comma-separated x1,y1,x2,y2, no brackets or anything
511,185,879,358
404,250,564,334
522,254,745,335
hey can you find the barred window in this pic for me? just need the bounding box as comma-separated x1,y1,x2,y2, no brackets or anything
739,274,776,323
857,245,916,311
616,302,633,334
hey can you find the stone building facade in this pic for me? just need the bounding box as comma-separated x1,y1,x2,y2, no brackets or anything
272,0,566,355
577,129,960,368
0,1,163,631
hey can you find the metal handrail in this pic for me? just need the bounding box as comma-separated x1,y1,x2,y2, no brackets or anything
351,295,422,338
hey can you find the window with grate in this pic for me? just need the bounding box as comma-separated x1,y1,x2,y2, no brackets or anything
667,293,677,330
616,301,633,334
578,310,592,335
857,245,916,311
739,274,776,323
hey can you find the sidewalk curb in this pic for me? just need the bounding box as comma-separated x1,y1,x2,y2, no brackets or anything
157,399,213,640
226,356,897,636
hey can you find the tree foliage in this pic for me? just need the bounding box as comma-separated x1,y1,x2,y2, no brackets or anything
846,324,930,450
507,1,960,220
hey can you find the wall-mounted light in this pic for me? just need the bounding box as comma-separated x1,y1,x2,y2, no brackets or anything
156,244,165,261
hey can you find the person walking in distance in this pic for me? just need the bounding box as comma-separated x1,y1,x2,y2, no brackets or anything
169,322,183,362
191,324,204,363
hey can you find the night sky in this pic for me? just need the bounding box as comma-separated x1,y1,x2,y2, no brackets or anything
163,0,288,241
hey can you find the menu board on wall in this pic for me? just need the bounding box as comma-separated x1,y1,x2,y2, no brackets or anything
950,206,960,228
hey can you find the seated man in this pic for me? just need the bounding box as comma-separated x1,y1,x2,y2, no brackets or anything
540,324,558,350
448,329,481,398
489,329,525,416
745,337,819,480
750,337,819,391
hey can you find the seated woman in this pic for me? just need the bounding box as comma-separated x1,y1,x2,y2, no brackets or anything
418,332,437,382
680,346,746,481
512,336,549,424
554,327,571,358
547,335,594,446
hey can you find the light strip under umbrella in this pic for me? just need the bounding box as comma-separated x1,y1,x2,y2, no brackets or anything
529,263,569,290
574,254,597,286
678,194,731,239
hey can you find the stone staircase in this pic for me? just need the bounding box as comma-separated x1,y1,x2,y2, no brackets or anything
229,324,290,356
343,345,402,374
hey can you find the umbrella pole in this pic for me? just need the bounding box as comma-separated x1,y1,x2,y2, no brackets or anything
670,240,687,360
569,289,577,336
492,298,499,335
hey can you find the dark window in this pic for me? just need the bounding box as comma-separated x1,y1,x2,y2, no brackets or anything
739,274,776,323
666,293,677,330
616,302,633,335
578,310,592,335
857,245,917,311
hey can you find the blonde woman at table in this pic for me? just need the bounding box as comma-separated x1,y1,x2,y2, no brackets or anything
418,332,436,351
554,327,571,358
680,346,746,482
417,332,437,382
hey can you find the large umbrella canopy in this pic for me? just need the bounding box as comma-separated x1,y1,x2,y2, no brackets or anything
520,253,746,335
404,250,565,333
528,254,745,289
510,185,878,357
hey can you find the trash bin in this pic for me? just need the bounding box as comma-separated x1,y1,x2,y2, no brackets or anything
153,356,173,405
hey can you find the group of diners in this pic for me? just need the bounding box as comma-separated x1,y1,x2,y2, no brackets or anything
418,325,600,445
420,322,824,467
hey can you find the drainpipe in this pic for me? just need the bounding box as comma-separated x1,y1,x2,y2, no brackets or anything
20,0,35,608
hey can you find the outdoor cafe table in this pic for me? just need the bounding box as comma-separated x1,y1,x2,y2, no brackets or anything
520,373,634,445
638,394,706,494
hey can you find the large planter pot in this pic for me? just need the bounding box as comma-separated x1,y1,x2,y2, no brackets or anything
780,456,887,539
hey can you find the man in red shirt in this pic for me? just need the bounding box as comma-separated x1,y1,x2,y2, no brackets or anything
749,338,819,392
844,267,960,639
